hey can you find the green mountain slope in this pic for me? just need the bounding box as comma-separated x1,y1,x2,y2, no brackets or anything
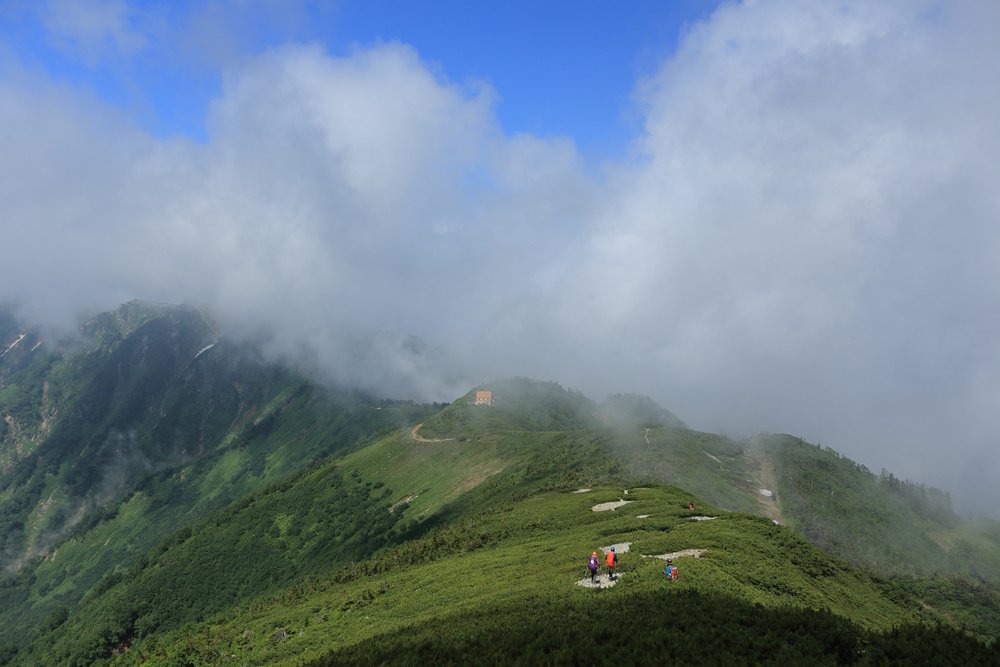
0,303,435,655
758,434,1000,581
3,307,1000,664
17,460,408,665
341,382,622,522
2,379,995,664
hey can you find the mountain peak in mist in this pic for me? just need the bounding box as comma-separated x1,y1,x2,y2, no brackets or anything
600,392,686,429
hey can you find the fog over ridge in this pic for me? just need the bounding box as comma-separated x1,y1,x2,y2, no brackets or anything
1,1,999,514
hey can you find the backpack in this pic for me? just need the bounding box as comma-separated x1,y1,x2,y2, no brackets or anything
588,555,599,571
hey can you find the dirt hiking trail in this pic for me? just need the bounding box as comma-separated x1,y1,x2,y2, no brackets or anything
409,423,456,443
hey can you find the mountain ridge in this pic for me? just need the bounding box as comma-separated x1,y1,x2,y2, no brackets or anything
2,302,999,663
0,302,435,656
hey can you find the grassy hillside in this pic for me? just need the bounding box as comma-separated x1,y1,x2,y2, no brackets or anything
47,484,996,665
614,424,762,514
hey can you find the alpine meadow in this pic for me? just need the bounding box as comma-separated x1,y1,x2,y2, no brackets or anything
3,1,1000,665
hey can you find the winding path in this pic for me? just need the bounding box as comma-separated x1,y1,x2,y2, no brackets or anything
409,423,456,443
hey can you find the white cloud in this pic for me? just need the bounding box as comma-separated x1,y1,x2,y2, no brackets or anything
0,41,594,394
42,0,147,63
554,0,1000,511
2,0,999,512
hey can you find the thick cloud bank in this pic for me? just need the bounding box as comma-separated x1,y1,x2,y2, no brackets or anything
1,1,998,512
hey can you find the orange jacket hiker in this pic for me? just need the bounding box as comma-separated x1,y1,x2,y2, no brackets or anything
606,550,616,568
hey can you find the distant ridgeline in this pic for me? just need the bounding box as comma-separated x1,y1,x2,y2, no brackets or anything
1,303,999,664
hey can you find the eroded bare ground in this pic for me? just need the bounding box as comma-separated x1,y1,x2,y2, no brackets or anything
600,542,631,554
591,499,632,512
745,449,784,524
576,573,623,589
645,549,708,561
387,495,416,514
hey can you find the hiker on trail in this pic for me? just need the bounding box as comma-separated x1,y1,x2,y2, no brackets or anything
664,559,675,580
606,546,618,580
588,551,600,582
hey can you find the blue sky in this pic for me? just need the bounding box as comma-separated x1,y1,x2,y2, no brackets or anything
2,0,718,154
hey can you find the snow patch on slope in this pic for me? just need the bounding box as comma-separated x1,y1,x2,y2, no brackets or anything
1,333,26,358
193,342,217,359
